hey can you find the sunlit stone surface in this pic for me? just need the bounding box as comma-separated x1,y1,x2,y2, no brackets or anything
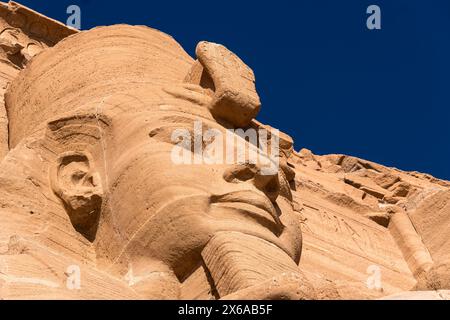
0,2,448,300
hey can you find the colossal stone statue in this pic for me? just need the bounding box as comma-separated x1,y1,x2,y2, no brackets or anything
0,5,311,299
0,2,448,300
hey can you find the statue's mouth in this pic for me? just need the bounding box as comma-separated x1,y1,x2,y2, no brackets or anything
210,191,283,233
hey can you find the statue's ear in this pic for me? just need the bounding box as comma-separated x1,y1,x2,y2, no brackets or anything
184,41,261,128
50,151,103,241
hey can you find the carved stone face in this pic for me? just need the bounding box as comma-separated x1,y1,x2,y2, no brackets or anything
50,85,303,280
106,94,302,279
6,25,304,294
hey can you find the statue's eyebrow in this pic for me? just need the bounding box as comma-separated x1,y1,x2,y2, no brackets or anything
149,125,193,141
158,114,202,125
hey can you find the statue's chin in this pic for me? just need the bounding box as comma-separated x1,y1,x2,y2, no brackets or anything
113,193,300,280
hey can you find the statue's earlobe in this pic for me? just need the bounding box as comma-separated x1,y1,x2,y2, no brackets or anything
50,151,103,241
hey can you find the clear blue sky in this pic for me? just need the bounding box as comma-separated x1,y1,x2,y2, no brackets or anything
17,0,450,180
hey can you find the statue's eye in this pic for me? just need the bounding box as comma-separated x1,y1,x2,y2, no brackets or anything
149,126,193,148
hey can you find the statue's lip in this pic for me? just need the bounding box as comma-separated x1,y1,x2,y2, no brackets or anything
210,191,283,229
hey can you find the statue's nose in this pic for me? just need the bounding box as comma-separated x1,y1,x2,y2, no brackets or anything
223,163,280,202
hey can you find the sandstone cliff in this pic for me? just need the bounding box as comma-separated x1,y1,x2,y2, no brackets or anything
291,149,449,299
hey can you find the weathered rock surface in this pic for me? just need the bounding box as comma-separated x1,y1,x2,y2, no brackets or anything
0,2,448,300
291,151,449,299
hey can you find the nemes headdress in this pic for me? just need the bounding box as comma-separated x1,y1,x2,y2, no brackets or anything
3,4,292,159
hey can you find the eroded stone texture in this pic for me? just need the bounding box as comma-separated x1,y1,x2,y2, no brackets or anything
291,151,450,299
0,2,448,300
0,1,78,160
